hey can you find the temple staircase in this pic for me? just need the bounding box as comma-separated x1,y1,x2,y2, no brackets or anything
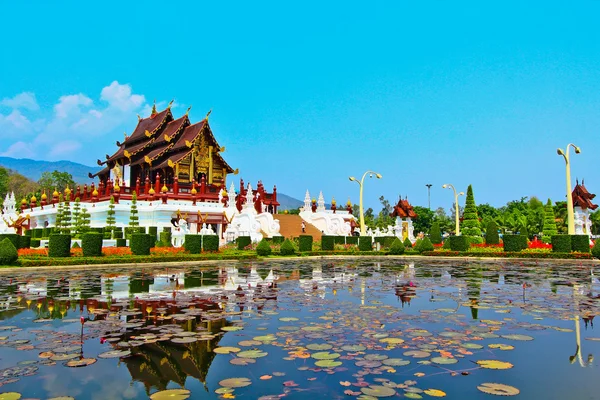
273,214,322,240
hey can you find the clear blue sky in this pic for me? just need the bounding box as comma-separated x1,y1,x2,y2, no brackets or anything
1,1,599,212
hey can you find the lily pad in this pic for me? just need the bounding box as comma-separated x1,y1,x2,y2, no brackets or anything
379,337,404,345
306,343,332,351
149,389,191,399
476,360,513,370
315,360,342,368
219,377,252,388
501,334,533,341
65,358,97,367
0,393,21,400
488,344,514,351
431,357,458,365
98,350,131,359
423,389,446,397
361,385,396,397
476,383,520,396
213,347,241,354
237,350,268,359
312,352,340,360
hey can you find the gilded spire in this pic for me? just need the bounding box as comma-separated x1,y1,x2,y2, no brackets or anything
205,109,212,121
167,99,174,109
185,105,192,116
151,99,157,116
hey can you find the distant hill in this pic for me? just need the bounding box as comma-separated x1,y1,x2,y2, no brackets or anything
0,157,100,185
276,193,304,211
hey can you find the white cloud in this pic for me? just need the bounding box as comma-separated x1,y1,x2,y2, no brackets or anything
1,92,39,111
100,80,145,112
0,141,36,158
54,93,93,118
49,140,82,157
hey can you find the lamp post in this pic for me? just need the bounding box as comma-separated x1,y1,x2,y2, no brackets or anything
557,143,581,234
349,171,382,236
425,184,433,210
442,184,464,236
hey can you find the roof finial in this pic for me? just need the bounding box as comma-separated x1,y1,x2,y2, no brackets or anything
151,99,157,116
185,105,192,116
167,99,174,109
137,114,141,121
205,109,212,121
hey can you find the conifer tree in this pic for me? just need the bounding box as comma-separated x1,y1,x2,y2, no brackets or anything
60,197,72,235
429,221,442,244
106,196,116,238
461,185,481,238
542,199,558,242
79,207,91,234
72,197,81,236
485,220,500,245
55,194,64,231
129,191,139,227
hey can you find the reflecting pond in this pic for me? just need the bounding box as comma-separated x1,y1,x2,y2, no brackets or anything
0,260,599,399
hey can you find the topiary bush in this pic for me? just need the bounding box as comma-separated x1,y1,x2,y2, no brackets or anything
570,235,590,253
0,238,18,265
592,240,600,259
113,230,123,239
184,235,202,254
519,226,529,240
485,221,500,245
202,235,219,252
81,232,103,257
280,239,296,256
272,236,285,244
461,185,481,238
148,226,158,239
415,237,434,253
429,222,442,244
72,242,81,249
131,233,152,255
321,235,335,251
159,231,172,247
256,239,272,256
237,236,252,250
48,234,71,257
0,234,20,250
551,235,571,253
388,237,405,255
542,199,558,243
19,235,31,249
449,236,470,252
358,237,372,251
503,234,528,252
298,235,313,252
30,239,41,248
403,238,413,248
116,238,127,247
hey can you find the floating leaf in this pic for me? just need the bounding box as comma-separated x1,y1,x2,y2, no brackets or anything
361,385,396,397
476,383,520,396
230,358,256,366
279,317,299,322
221,326,243,332
98,350,131,359
311,352,340,360
404,351,431,358
476,360,513,370
379,337,404,345
219,377,252,388
431,357,458,365
0,393,21,400
315,360,342,368
382,358,410,366
488,344,514,351
149,389,191,399
306,343,332,351
237,350,268,359
65,358,97,367
501,334,533,341
423,389,446,397
213,347,241,354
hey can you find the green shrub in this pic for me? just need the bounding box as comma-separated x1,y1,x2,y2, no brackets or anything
48,234,71,257
551,235,571,253
468,236,484,245
256,239,272,256
33,228,43,239
346,236,359,245
116,238,127,247
415,237,434,253
131,233,152,255
24,229,32,237
519,226,529,240
272,236,285,244
358,237,372,251
42,227,49,239
403,238,413,248
280,239,296,256
461,185,481,238
503,235,528,252
0,234,20,249
237,236,252,250
298,235,313,252
542,199,558,243
449,236,470,252
202,235,219,252
112,230,123,239
592,240,600,259
71,241,81,249
148,226,158,239
571,235,590,253
388,237,405,255
19,235,31,249
184,235,202,254
429,222,442,244
82,232,103,257
30,239,41,248
321,235,335,251
0,238,18,265
163,226,172,233
159,231,172,247
485,221,500,245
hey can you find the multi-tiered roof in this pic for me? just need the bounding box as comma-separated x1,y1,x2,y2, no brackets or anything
572,180,598,210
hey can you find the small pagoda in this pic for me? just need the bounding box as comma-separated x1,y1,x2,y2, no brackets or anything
391,197,418,242
572,179,597,236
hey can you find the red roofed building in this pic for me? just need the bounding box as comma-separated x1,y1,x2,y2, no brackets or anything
391,197,418,242
572,179,597,236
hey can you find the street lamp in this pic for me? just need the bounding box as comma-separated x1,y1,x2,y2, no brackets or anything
557,143,581,234
349,171,382,236
425,184,433,210
442,184,464,236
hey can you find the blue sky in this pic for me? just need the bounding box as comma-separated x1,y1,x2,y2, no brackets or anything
1,1,599,212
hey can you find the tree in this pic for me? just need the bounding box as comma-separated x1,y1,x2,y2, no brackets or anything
60,197,72,234
0,167,9,205
79,207,91,234
591,209,600,235
72,197,81,236
38,170,76,194
412,206,434,235
429,221,442,244
542,199,558,242
553,201,568,233
485,220,500,245
55,194,64,231
461,185,481,238
106,196,116,237
129,191,139,227
433,207,453,234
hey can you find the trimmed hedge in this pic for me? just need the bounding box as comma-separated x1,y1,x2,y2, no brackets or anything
159,231,172,247
125,227,145,239
449,236,470,252
33,228,43,239
0,234,20,250
503,235,528,252
571,235,591,253
24,229,32,237
30,239,41,248
48,234,71,257
429,222,442,244
592,240,600,259
237,236,252,250
485,221,500,245
148,226,158,239
184,235,202,254
403,238,413,248
388,237,405,255
280,239,296,256
0,238,18,265
19,235,31,249
116,238,127,247
551,235,571,253
415,237,434,253
163,226,172,233
82,232,103,257
298,235,313,252
271,236,285,244
203,235,219,252
374,236,396,248
113,230,123,239
321,235,335,251
256,239,272,256
131,233,152,255
358,237,372,251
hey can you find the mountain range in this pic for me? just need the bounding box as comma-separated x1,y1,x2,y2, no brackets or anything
0,156,304,210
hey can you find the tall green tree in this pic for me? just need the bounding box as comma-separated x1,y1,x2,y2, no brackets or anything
461,185,481,238
429,221,442,244
55,194,64,231
485,220,500,245
72,197,81,236
413,206,434,234
60,197,72,234
542,199,558,242
0,167,9,205
37,170,76,194
129,191,139,227
79,207,91,234
106,196,116,238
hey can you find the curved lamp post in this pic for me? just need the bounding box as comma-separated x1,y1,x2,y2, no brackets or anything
349,171,382,236
557,144,581,234
442,184,464,236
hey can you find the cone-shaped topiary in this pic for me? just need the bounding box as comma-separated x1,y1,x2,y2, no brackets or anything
280,239,296,256
403,237,413,248
485,220,500,245
429,222,442,244
592,240,600,259
461,185,481,238
414,237,434,253
542,199,558,243
520,225,529,240
106,196,116,238
388,237,405,255
0,238,18,265
256,239,272,256
129,191,139,227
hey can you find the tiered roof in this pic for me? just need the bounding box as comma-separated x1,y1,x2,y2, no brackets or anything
391,197,418,219
572,180,598,210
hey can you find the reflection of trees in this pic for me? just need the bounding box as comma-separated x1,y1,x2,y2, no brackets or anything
465,267,483,320
184,270,218,289
129,274,155,294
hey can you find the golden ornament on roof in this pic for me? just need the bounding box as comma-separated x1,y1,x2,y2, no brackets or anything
30,195,37,203
92,189,99,197
114,182,121,192
161,185,168,193
21,198,27,205
41,192,47,201
332,198,336,205
149,187,155,195
53,189,59,197
64,186,71,195
191,187,197,195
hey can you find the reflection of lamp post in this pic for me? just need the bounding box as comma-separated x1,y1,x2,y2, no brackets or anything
571,284,594,367
425,184,432,210
557,144,581,234
349,171,382,236
442,184,464,236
